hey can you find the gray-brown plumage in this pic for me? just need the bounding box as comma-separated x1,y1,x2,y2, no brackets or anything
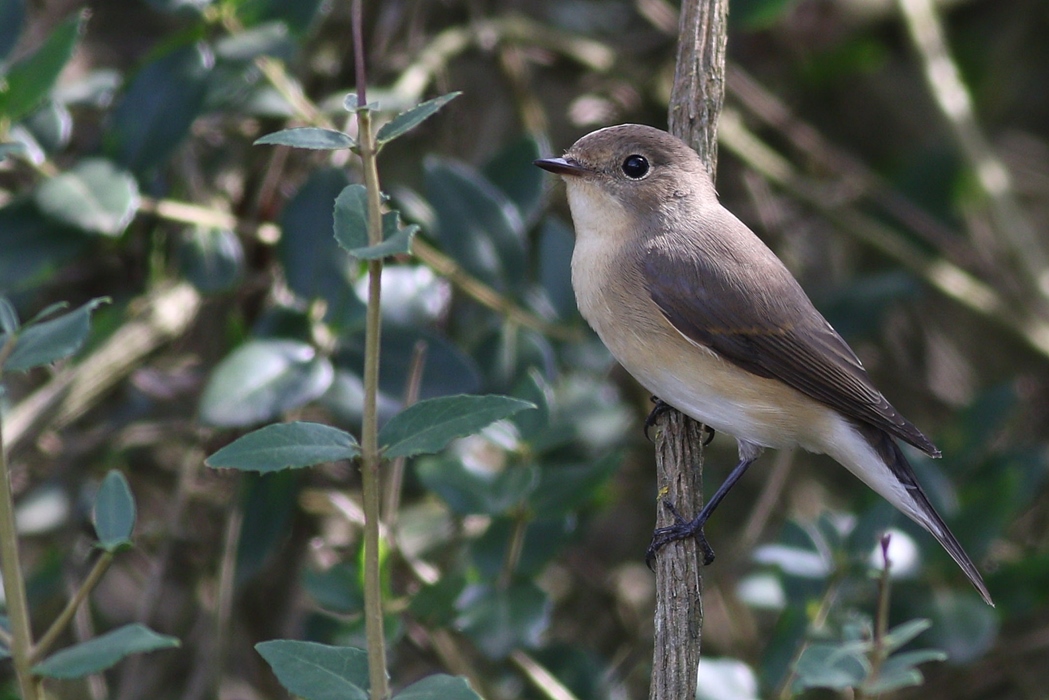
536,123,992,605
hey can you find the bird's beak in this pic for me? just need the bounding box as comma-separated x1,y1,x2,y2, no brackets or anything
534,157,588,177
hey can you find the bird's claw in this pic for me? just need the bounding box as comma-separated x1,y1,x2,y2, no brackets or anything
643,397,716,446
644,499,716,569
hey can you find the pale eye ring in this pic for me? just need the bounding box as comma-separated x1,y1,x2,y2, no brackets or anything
621,154,650,179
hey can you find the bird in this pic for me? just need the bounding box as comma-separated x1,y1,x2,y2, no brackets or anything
535,123,992,605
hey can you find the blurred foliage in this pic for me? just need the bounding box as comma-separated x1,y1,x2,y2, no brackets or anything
2,0,1049,698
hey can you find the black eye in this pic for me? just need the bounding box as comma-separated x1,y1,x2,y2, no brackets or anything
621,154,649,179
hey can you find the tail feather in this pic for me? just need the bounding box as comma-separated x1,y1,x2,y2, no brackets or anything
856,424,993,606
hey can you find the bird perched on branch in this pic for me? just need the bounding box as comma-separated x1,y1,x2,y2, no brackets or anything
536,124,991,606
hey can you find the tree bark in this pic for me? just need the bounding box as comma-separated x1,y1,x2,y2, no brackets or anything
650,1,729,699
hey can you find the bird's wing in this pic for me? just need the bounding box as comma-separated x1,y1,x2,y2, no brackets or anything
641,232,940,456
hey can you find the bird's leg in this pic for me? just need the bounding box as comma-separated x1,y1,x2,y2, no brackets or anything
645,454,758,567
644,397,715,445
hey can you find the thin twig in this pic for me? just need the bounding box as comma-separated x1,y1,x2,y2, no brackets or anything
897,0,1049,301
382,341,427,529
30,552,114,664
717,108,1049,360
0,335,39,700
510,649,583,700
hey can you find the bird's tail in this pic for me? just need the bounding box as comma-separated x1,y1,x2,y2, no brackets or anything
853,424,993,606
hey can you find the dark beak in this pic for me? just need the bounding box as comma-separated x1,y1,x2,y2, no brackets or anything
534,157,588,177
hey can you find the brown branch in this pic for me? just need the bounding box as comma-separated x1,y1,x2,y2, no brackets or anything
651,2,728,698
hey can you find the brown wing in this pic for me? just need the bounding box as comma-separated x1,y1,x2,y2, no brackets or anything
641,232,940,457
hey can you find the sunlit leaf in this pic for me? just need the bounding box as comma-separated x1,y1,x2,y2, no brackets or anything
0,11,83,123
34,158,140,236
3,297,108,371
379,395,535,459
33,624,179,679
256,640,369,700
255,127,355,150
93,470,136,551
375,92,460,145
394,675,482,700
206,422,359,472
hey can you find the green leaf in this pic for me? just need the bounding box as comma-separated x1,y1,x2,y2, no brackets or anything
0,142,29,161
333,185,418,260
256,640,369,700
0,11,83,123
93,470,135,551
3,297,108,372
425,157,526,294
198,340,334,427
529,454,621,518
456,581,550,660
375,92,460,145
0,297,18,335
178,227,245,294
106,43,211,174
32,624,179,679
394,675,482,700
332,184,368,250
206,422,359,473
348,219,417,260
416,458,538,516
0,0,25,64
379,394,535,459
255,127,355,150
303,562,364,614
881,618,932,654
34,158,140,236
923,590,1000,664
214,21,291,61
0,199,89,291
483,135,545,224
278,168,358,316
865,649,947,693
792,642,869,691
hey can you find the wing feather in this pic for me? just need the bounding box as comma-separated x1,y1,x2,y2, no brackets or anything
641,229,939,457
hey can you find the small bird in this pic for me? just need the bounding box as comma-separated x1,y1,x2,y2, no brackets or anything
535,124,992,606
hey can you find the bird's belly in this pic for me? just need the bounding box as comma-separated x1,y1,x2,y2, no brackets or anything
606,331,836,451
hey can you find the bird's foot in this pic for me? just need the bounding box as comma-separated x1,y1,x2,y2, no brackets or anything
644,499,716,568
643,397,715,445
643,397,673,441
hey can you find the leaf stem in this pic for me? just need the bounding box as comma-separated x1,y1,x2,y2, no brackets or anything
30,551,114,664
0,339,39,700
354,1,390,697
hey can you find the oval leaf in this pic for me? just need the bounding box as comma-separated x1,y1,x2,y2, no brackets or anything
332,184,369,251
34,158,140,236
178,227,244,294
198,339,334,427
375,92,460,145
379,395,535,459
394,674,482,700
93,470,136,551
106,43,211,174
0,11,83,123
455,581,550,660
32,624,179,679
206,422,359,473
4,297,108,372
255,127,355,150
256,640,369,700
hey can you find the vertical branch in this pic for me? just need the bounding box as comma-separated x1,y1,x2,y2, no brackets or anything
0,339,39,700
668,0,730,175
353,1,390,698
649,411,708,700
652,1,729,699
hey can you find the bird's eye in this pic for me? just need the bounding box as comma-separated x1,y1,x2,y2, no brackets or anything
621,154,650,179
